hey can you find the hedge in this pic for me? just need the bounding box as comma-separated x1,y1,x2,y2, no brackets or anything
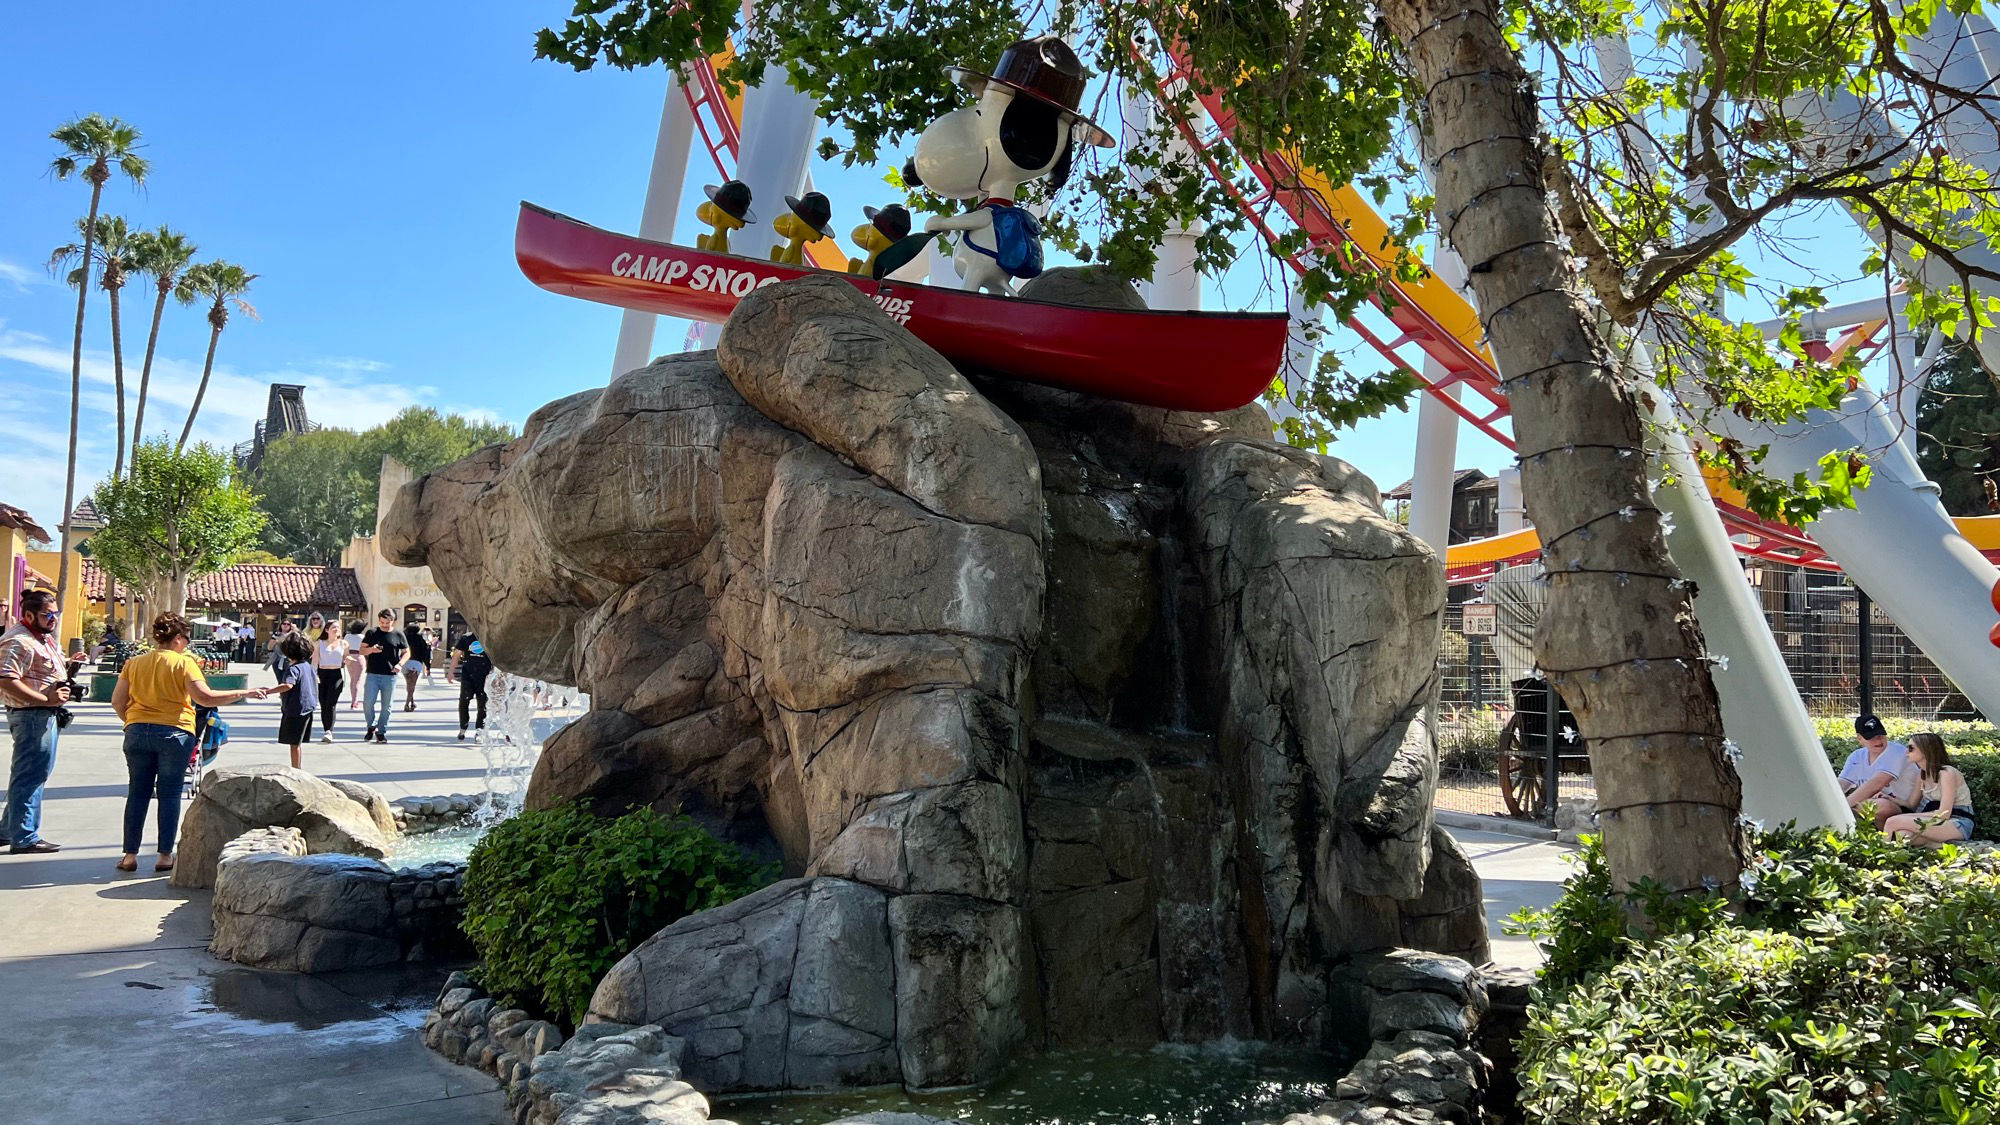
1513,826,2000,1122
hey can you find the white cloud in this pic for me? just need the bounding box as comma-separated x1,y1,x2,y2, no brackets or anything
0,258,44,293
0,327,493,535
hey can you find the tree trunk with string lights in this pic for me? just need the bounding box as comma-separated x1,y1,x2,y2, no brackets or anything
1378,0,1744,895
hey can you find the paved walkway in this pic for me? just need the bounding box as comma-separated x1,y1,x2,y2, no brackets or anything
1444,825,1576,971
0,664,508,1125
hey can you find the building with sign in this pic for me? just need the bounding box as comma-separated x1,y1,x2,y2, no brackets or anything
343,455,457,646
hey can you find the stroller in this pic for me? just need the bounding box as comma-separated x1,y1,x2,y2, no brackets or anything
186,705,229,798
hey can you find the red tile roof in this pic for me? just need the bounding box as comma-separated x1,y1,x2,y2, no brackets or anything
83,560,366,609
0,502,51,542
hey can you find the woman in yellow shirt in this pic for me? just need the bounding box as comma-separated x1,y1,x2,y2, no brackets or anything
110,612,272,873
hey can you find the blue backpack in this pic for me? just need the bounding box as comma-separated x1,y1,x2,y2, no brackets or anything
983,203,1044,280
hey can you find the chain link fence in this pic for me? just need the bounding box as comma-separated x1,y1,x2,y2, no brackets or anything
1432,561,1970,824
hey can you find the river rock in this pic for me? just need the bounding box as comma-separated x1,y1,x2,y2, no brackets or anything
388,273,1483,1091
174,766,393,889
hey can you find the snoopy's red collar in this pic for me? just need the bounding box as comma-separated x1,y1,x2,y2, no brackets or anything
979,197,1017,209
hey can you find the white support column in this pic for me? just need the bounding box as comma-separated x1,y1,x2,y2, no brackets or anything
732,63,820,270
1408,249,1471,555
612,75,697,376
1122,80,1202,311
1497,467,1526,532
1272,284,1325,430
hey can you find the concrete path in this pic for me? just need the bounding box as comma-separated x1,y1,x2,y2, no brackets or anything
0,664,508,1125
1444,825,1576,972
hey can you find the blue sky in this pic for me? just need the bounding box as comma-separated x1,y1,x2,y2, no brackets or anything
0,2,1515,539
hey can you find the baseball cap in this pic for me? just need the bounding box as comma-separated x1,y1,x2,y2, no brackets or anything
1855,714,1887,739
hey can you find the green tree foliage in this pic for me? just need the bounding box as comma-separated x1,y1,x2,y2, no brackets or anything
50,214,141,481
127,226,200,464
89,439,265,614
1918,345,2000,517
461,803,776,1027
251,408,515,563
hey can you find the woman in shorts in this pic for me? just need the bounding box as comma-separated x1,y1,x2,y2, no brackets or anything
1884,732,1976,845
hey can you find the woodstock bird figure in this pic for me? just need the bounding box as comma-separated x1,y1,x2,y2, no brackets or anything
905,36,1113,295
695,181,755,253
770,192,836,265
849,204,913,277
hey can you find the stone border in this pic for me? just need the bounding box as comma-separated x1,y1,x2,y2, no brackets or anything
420,948,1501,1125
424,972,736,1125
392,792,492,835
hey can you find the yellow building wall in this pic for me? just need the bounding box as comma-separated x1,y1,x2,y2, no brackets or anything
24,550,86,648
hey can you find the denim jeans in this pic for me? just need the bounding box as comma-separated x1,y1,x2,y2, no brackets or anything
3,708,59,846
364,673,397,734
122,723,193,855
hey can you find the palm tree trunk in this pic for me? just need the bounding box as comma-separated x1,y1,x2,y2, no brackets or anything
109,282,127,482
1378,0,1744,895
56,181,104,612
133,282,168,465
177,320,221,451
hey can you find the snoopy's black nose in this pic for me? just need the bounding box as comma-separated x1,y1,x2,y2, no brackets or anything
901,158,923,188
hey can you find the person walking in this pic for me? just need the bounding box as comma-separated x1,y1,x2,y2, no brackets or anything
312,621,347,743
343,618,366,709
266,619,298,686
110,612,271,873
401,622,432,712
275,632,316,769
1,590,70,854
360,609,406,744
448,630,493,740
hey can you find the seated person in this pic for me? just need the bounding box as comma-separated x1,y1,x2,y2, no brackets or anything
1839,714,1913,824
1884,732,1976,845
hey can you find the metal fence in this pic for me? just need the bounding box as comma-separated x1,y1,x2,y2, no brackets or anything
1432,561,1969,823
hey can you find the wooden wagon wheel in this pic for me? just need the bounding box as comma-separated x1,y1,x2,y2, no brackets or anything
1496,714,1549,819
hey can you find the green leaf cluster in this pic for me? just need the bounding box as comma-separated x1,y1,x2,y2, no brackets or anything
1916,344,2000,517
251,407,515,564
1513,824,2000,1122
459,802,777,1028
89,438,265,598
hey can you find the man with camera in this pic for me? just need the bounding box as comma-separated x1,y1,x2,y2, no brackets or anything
1,589,70,854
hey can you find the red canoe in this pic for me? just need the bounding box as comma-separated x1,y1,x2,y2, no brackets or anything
514,202,1289,412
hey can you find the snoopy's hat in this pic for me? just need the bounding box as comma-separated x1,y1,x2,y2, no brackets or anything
784,192,837,238
864,204,913,240
947,36,1114,148
703,180,756,224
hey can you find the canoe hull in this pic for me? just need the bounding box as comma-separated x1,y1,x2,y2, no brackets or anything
514,202,1287,412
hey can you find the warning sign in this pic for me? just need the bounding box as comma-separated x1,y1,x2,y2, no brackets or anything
1461,603,1498,637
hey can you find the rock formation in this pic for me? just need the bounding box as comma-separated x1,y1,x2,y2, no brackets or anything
384,272,1485,1093
173,765,394,889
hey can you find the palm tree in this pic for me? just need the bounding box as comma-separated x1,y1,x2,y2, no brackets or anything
49,114,147,609
176,261,258,450
128,226,198,468
50,215,140,481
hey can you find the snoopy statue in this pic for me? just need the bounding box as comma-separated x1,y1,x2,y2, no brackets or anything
904,36,1113,295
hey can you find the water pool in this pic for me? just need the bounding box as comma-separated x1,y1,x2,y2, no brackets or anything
388,825,485,869
717,1041,1345,1125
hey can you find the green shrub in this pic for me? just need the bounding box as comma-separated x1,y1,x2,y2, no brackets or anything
1816,717,2000,838
461,803,777,1027
1512,826,2000,1122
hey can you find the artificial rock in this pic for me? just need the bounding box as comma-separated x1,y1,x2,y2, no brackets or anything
173,765,393,889
386,270,1485,1092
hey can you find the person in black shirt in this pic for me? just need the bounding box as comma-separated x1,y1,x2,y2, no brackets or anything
358,609,406,743
448,631,493,740
401,624,433,712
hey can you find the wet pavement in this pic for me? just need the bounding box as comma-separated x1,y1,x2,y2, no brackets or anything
0,664,507,1125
